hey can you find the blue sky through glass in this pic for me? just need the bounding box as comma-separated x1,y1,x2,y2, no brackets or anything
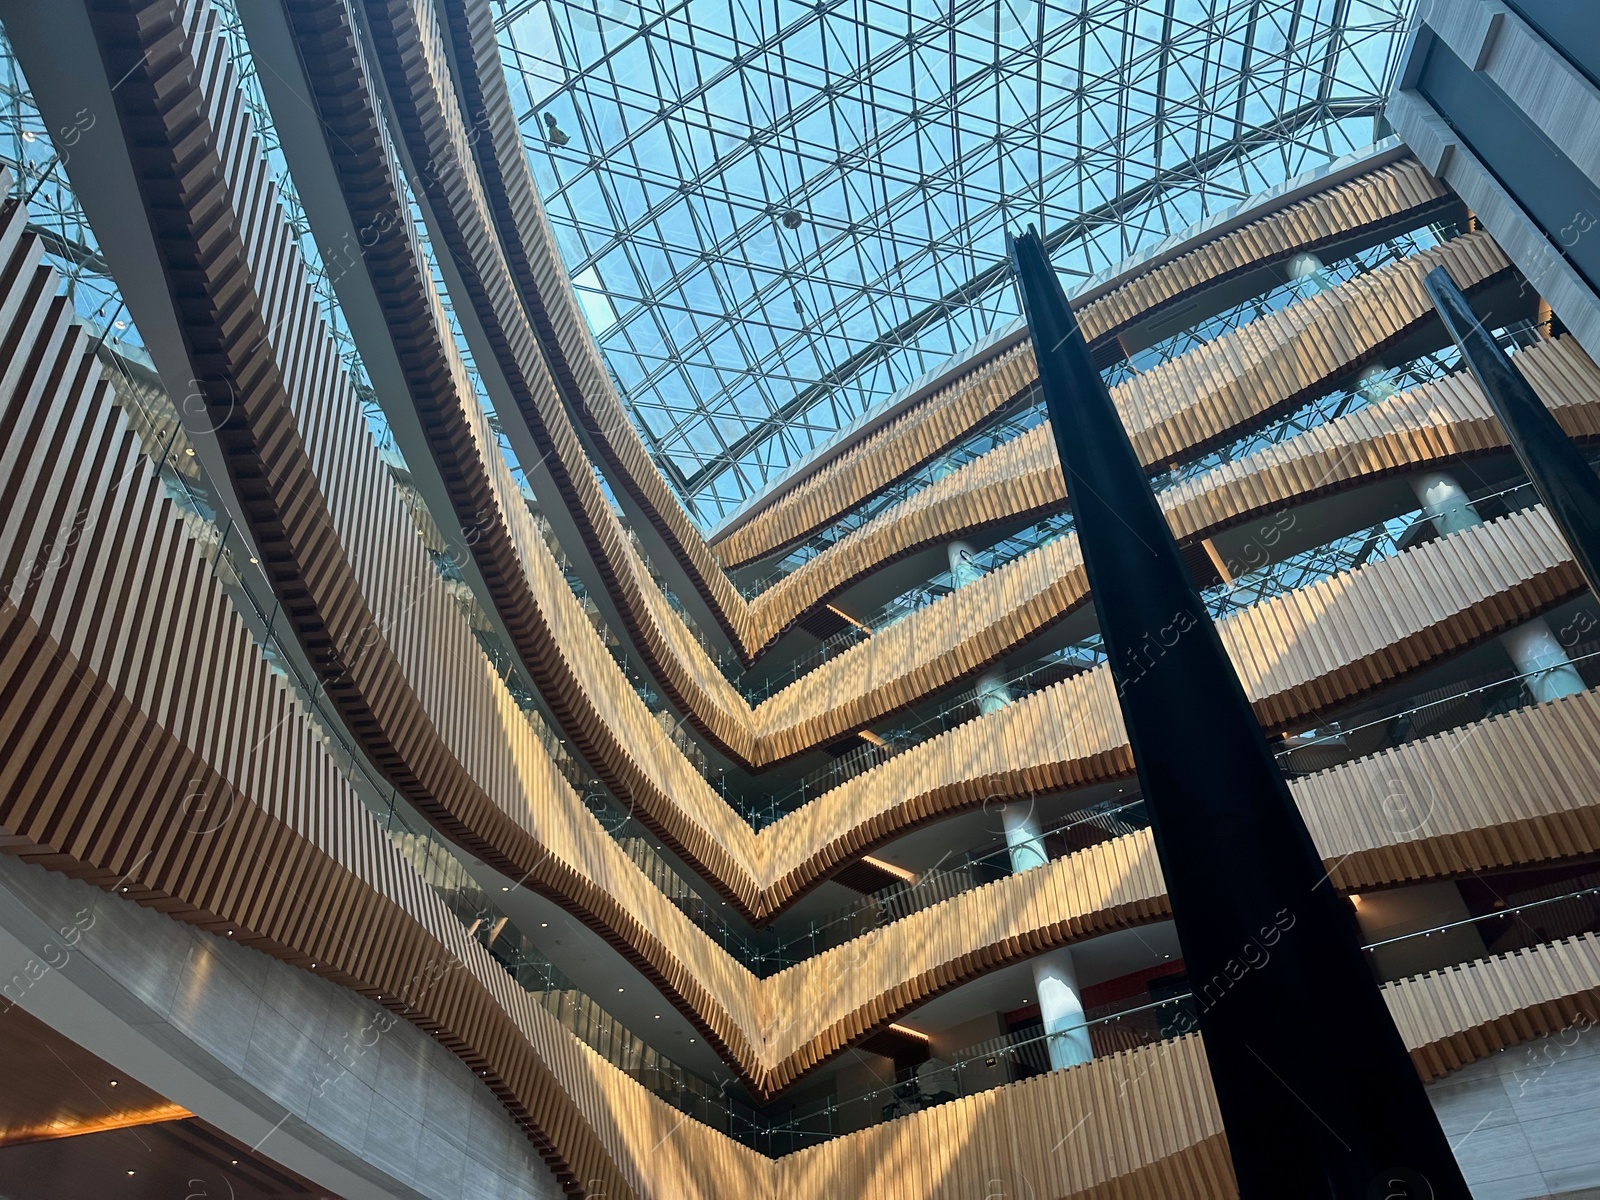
496,0,1414,526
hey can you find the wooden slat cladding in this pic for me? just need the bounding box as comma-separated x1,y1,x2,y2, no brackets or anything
0,580,655,1198
9,159,1598,1102
274,0,772,905
49,0,1594,979
261,196,1531,783
0,173,1216,1192
713,157,1455,568
73,0,1518,828
1157,332,1600,542
53,0,1600,960
73,0,785,1075
740,228,1512,651
757,503,1586,903
437,0,748,641
741,330,1593,766
1119,230,1503,464
772,936,1600,1200
1392,933,1600,1082
348,0,767,792
0,218,640,1194
7,173,1600,1199
748,320,1600,659
758,683,1600,1078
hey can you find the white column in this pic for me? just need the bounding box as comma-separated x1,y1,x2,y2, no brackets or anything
1000,804,1048,873
1000,809,1092,1069
1355,361,1398,406
1411,471,1481,537
946,538,1013,712
1032,948,1093,1070
1501,620,1587,701
1411,472,1586,700
975,667,1014,717
947,538,985,589
1286,251,1333,294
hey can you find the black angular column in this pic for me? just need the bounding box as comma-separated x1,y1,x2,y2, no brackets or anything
1426,264,1600,600
1008,229,1469,1200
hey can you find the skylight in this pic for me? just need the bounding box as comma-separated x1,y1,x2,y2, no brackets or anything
496,0,1414,526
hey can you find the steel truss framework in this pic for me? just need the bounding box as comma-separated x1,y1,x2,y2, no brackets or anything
498,0,1414,524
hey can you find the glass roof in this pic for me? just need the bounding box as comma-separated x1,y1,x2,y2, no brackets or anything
496,0,1414,527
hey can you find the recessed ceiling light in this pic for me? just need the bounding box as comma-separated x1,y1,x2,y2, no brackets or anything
109,1080,118,1087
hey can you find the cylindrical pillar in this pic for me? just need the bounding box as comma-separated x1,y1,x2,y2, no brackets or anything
1286,251,1332,294
947,539,984,589
1355,360,1398,406
1411,470,1481,537
1032,948,1092,1070
1001,808,1092,1069
1411,471,1585,700
1000,804,1048,873
1501,620,1587,702
947,540,1013,713
975,667,1013,716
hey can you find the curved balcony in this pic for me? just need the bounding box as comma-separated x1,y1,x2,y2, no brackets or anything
711,155,1456,569
8,144,1600,1189
740,227,1519,655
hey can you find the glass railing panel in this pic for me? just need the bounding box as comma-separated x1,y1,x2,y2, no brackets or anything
736,219,1465,602
741,885,1600,1153
744,797,1149,972
1276,646,1600,778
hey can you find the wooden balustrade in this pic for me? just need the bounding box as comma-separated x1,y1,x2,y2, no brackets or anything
713,157,1455,568
740,320,1592,767
9,167,1599,1100
7,128,1600,1191
758,502,1585,900
278,0,767,900
741,228,1521,655
439,0,751,643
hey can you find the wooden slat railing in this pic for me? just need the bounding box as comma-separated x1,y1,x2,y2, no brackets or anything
741,228,1515,655
713,157,1455,568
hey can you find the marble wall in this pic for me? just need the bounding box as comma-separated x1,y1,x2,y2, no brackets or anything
1430,1024,1600,1199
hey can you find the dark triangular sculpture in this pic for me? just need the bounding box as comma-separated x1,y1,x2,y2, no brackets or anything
1008,228,1469,1199
1426,265,1600,599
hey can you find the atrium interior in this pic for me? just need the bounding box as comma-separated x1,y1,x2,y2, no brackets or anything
0,0,1598,1196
